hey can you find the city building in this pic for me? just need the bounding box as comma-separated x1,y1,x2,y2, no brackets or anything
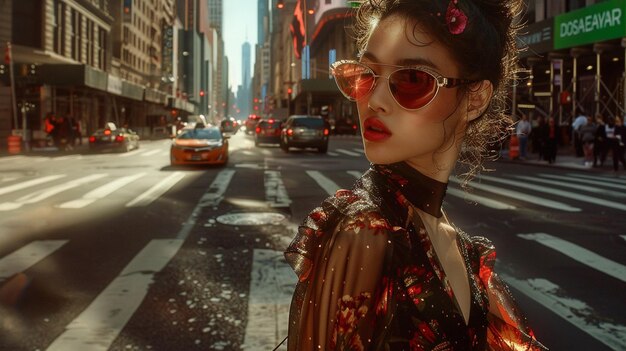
517,0,626,130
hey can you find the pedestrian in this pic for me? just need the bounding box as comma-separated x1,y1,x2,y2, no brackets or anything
578,115,597,167
283,1,546,350
572,110,587,157
593,115,606,167
531,115,546,160
516,114,531,160
616,116,626,171
541,117,559,164
600,116,626,171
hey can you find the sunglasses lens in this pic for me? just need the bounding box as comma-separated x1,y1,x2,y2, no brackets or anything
389,69,437,109
332,63,375,101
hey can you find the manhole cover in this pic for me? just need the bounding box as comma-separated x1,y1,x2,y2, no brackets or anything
216,212,286,226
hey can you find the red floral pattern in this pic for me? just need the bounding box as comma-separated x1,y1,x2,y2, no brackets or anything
331,292,371,350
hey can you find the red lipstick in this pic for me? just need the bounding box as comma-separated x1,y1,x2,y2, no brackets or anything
363,117,392,142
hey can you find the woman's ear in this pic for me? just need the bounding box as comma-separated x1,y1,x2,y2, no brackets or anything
466,80,493,122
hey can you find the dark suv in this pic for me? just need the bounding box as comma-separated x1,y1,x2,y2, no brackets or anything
254,118,283,146
280,115,329,153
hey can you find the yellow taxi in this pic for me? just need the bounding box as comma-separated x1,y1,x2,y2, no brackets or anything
170,126,229,166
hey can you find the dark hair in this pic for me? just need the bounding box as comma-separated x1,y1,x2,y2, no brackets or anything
353,0,524,186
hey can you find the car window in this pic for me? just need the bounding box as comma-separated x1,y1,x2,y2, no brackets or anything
259,121,281,129
292,118,324,128
178,128,222,140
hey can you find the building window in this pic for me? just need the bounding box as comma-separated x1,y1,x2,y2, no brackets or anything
12,0,42,48
567,0,585,11
98,27,107,70
53,0,65,55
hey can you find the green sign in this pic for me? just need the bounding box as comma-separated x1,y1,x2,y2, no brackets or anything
554,0,626,49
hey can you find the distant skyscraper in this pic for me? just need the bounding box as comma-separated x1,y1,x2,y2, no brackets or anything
242,41,251,89
258,0,269,44
207,0,223,36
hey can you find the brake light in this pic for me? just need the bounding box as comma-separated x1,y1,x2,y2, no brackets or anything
287,129,293,136
89,136,96,143
352,124,357,130
104,129,111,135
268,119,274,124
255,127,261,134
115,135,125,142
323,128,329,136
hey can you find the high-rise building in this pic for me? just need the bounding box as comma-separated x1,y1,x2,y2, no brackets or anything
242,41,251,89
207,0,223,36
258,0,269,45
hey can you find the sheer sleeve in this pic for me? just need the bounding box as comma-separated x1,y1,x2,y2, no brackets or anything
472,237,548,351
290,213,392,350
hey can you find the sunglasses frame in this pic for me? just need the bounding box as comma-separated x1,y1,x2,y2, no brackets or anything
330,59,477,111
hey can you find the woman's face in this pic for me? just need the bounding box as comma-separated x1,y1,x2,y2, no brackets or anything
356,15,469,174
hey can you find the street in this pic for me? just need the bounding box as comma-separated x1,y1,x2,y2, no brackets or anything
0,131,625,351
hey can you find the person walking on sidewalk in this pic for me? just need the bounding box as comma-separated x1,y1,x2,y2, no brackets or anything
543,117,559,164
593,115,606,168
609,116,626,171
579,115,597,167
516,114,532,160
531,115,547,161
572,111,588,157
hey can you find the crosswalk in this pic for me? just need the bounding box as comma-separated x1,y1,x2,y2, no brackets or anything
0,167,625,350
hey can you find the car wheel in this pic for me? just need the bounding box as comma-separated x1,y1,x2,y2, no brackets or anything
318,145,328,154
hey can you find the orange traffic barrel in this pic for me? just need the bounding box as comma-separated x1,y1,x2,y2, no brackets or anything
7,135,22,154
509,135,519,160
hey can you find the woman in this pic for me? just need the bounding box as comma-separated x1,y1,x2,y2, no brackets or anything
578,115,597,167
284,1,546,350
542,117,559,164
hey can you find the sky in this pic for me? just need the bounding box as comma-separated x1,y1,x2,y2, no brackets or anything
223,0,258,91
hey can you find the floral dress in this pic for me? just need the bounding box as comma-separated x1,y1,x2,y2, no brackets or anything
284,162,547,350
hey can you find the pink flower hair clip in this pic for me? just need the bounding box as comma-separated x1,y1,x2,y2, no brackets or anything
445,0,468,35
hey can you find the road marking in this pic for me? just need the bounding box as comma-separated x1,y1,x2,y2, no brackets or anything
335,148,361,157
0,155,27,163
446,187,516,210
0,240,68,281
518,233,626,283
46,239,184,351
347,170,363,179
0,175,66,197
621,235,626,242
480,174,626,211
242,249,295,351
261,149,272,156
175,169,235,240
306,170,340,195
140,149,161,157
0,174,108,211
501,274,626,351
58,173,146,208
265,170,291,208
125,172,185,207
448,177,580,212
517,175,622,197
54,155,82,161
327,151,339,157
544,174,625,190
352,148,365,154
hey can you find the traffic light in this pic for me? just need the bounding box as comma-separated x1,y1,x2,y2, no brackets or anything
287,87,292,95
199,90,205,97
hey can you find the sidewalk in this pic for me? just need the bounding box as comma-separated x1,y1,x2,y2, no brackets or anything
497,147,625,173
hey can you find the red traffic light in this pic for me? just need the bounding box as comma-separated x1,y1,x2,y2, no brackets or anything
253,98,258,103
287,88,292,94
199,90,205,97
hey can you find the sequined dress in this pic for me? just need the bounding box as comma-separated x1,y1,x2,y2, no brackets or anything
284,162,547,350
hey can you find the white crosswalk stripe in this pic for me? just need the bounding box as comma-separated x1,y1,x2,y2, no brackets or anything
327,151,340,157
518,233,626,283
0,175,66,196
335,148,361,157
352,148,365,154
544,173,625,190
479,174,626,211
265,171,291,208
501,274,626,351
518,175,620,196
449,177,580,212
306,170,341,195
566,173,626,185
446,187,516,210
0,174,108,211
58,173,146,208
126,172,185,207
0,240,68,281
46,239,184,351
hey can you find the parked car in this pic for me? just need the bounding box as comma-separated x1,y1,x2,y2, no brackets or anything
88,127,140,152
280,115,329,153
254,118,283,146
245,114,261,134
333,118,359,135
170,126,229,166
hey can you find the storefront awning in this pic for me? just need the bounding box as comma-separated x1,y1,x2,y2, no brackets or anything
122,81,144,101
145,88,168,104
39,64,108,91
167,97,197,114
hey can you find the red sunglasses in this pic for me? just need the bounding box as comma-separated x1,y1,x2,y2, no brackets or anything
330,60,476,111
